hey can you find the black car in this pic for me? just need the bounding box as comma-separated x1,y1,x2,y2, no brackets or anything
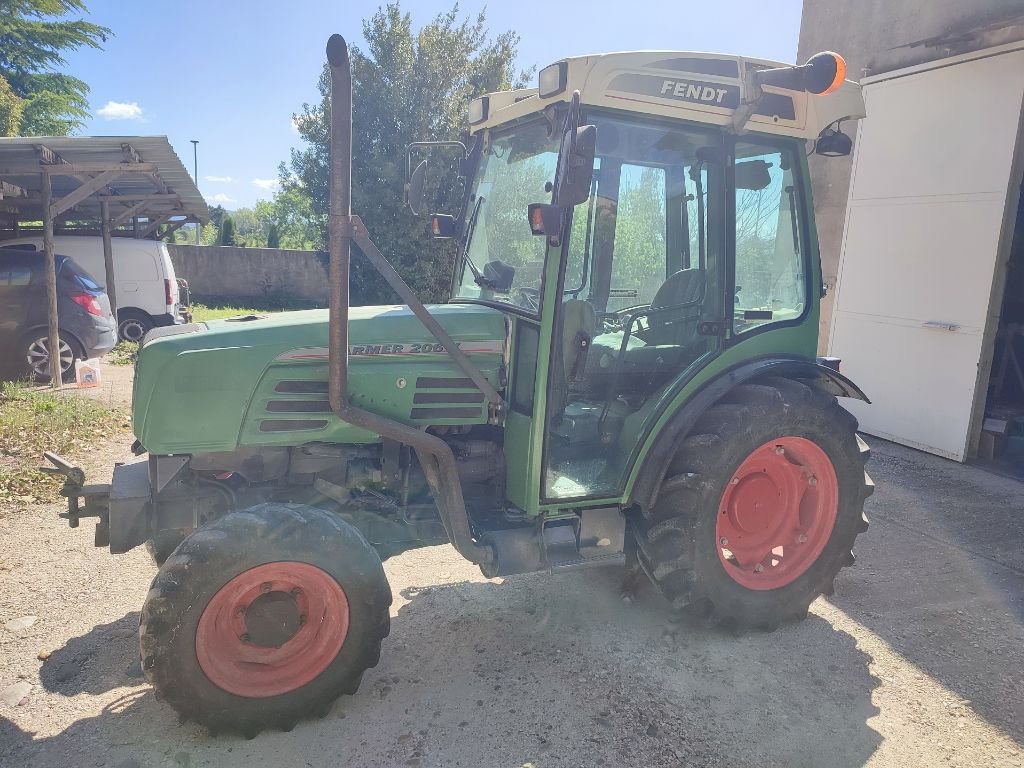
0,247,117,382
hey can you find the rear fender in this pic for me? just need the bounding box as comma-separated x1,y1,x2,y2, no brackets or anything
628,357,868,512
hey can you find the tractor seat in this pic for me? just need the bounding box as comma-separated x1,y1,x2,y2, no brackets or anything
584,269,706,394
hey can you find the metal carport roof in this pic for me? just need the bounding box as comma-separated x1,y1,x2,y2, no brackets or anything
0,136,209,386
0,136,208,238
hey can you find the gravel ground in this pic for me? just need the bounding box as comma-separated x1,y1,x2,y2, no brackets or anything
1,373,1023,766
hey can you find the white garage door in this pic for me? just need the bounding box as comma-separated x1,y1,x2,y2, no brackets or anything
829,46,1024,460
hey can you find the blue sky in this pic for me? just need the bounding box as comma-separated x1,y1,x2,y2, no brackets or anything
65,0,803,210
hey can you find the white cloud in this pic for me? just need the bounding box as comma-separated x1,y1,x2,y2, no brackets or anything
208,193,235,204
290,115,302,133
96,100,144,121
204,175,234,183
252,178,278,190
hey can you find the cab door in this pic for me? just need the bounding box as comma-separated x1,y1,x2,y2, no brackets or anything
538,113,726,504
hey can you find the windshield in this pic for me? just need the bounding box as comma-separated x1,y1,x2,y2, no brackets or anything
454,119,559,313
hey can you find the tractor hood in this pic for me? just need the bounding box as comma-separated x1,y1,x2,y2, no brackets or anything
132,304,507,454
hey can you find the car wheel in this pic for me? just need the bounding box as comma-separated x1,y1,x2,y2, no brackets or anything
118,310,154,343
23,332,83,383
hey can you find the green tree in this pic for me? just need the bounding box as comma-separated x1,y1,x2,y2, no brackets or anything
0,1,110,135
218,215,236,246
281,2,527,303
266,222,280,248
0,73,24,135
230,206,266,247
264,187,319,250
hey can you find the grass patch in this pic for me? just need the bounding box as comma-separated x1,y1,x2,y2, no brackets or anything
191,303,275,322
189,296,321,323
108,340,139,366
0,380,130,508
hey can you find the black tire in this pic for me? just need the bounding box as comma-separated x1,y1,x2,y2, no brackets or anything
117,309,153,343
145,529,188,566
634,377,873,632
21,330,83,383
139,503,392,736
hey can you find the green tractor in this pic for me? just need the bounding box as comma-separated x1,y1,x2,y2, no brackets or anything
46,35,872,736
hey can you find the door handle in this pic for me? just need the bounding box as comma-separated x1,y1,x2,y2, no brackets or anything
921,320,960,331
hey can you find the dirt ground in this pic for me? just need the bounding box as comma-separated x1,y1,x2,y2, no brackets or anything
2,366,1023,767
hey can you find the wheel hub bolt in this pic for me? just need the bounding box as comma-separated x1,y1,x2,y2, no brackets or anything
260,582,273,593
234,605,247,617
730,478,740,485
807,476,817,486
720,537,729,546
798,534,808,543
774,446,785,455
239,633,250,643
753,564,764,573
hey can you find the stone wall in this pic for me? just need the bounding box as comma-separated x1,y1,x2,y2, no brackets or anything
168,244,329,304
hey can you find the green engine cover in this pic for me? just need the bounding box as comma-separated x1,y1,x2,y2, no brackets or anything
132,304,507,455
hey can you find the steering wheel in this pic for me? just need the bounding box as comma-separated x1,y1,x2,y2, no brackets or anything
516,287,540,312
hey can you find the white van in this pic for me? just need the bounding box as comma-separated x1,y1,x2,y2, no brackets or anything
0,235,189,342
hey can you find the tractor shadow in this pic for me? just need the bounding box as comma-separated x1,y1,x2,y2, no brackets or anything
37,613,143,695
1,563,882,768
827,438,1024,747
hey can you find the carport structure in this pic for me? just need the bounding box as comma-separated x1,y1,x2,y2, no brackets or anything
0,136,208,385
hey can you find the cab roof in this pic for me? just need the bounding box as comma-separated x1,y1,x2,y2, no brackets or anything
470,51,865,141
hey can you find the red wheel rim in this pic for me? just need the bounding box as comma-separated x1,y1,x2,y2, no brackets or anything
195,562,349,698
716,436,838,590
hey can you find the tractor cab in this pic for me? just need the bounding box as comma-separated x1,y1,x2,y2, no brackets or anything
410,50,864,510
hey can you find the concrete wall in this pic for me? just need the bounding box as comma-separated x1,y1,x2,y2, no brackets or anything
168,244,329,304
798,1,1024,350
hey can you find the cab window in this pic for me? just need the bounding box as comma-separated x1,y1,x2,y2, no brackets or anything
733,142,807,334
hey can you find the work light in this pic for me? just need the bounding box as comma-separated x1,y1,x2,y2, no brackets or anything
468,96,489,125
538,62,568,98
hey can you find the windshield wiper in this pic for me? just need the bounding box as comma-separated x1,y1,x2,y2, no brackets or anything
461,196,495,289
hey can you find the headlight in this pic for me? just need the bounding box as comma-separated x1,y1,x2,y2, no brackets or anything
538,62,568,98
468,96,489,125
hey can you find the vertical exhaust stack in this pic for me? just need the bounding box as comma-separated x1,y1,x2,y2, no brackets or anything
323,34,494,569
326,33,352,411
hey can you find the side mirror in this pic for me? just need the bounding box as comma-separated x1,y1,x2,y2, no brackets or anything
553,124,596,208
407,160,427,215
405,140,468,217
550,90,596,209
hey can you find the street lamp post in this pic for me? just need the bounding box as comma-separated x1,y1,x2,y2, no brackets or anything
190,139,199,245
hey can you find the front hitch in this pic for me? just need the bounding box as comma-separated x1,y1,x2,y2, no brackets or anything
40,451,111,546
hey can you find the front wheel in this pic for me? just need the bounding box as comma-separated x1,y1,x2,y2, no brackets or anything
139,503,392,736
634,377,873,632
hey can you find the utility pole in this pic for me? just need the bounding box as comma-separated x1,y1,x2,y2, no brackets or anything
190,139,200,245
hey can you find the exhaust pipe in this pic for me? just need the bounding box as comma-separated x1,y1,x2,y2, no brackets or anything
324,34,494,568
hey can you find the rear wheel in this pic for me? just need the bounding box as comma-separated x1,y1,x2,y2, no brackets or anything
634,377,873,631
22,331,82,383
117,309,153,343
139,503,392,736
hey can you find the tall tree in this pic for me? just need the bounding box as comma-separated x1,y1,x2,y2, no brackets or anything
0,1,110,135
281,2,527,303
266,222,281,249
0,74,23,136
218,215,236,246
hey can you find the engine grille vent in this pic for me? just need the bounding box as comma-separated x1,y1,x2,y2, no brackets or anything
410,377,485,422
